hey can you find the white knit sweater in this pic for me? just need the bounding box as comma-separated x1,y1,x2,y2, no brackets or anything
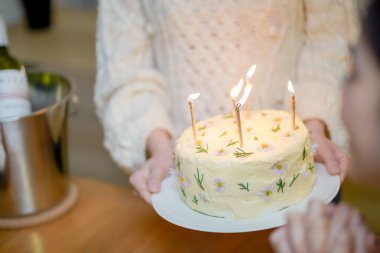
95,0,358,172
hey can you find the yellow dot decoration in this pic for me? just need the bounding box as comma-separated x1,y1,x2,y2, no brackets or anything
196,139,203,145
274,117,282,123
246,127,252,132
260,143,269,148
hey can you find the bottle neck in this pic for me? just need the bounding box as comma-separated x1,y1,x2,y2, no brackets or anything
0,17,8,46
0,46,8,55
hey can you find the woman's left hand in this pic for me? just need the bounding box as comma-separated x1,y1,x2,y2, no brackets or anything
305,119,351,182
270,200,376,253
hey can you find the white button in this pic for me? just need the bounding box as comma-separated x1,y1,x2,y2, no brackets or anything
275,93,283,104
268,24,280,38
146,24,155,36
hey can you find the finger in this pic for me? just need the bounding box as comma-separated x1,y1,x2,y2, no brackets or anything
326,204,335,218
129,169,152,205
327,204,354,251
269,228,284,251
332,146,350,182
317,142,340,175
306,200,328,253
270,227,293,253
286,213,307,253
332,230,352,253
367,234,380,253
148,164,169,193
350,211,368,253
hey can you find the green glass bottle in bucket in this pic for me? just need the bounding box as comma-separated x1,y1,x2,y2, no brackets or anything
0,15,32,122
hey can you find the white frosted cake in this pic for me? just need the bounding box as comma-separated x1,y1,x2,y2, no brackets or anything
173,110,315,219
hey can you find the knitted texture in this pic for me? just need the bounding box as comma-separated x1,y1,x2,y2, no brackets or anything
95,0,359,171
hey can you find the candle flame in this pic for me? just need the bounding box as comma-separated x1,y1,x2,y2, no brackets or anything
246,64,257,81
237,84,253,107
287,80,295,95
230,78,244,99
188,92,200,102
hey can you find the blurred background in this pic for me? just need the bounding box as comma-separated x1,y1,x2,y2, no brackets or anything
0,0,129,186
0,0,379,233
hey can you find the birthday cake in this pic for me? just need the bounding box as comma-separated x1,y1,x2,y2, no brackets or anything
173,110,315,219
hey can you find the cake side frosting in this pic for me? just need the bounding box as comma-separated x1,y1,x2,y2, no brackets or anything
174,110,315,219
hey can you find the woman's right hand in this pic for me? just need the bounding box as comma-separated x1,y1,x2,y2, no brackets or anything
129,129,173,205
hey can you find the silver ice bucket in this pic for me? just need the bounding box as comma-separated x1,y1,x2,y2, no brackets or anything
0,70,75,217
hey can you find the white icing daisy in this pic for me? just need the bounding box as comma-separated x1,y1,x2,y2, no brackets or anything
259,184,274,202
214,178,226,193
197,192,210,203
171,169,187,188
272,161,288,175
258,143,274,152
273,116,286,124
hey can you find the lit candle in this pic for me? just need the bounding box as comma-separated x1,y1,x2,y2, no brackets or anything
230,78,244,111
245,65,256,118
287,81,296,130
235,84,253,147
188,93,200,140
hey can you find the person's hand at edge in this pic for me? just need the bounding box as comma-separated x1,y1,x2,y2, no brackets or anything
129,128,173,204
305,119,351,182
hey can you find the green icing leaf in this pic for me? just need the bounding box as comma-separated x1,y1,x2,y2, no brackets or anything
176,158,181,170
192,195,199,205
227,139,239,147
223,113,234,119
196,144,208,153
276,178,286,193
219,131,228,137
309,164,315,173
234,148,254,158
271,124,281,133
290,173,300,187
238,182,250,191
193,168,205,191
172,152,176,162
181,187,186,198
303,147,308,160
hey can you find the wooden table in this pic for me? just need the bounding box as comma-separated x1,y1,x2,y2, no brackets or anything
0,178,274,253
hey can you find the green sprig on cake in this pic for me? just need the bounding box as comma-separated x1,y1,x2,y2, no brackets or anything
196,144,208,154
234,148,254,158
193,168,204,191
238,182,250,191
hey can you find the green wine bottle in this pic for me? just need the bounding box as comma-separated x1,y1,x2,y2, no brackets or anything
0,15,32,121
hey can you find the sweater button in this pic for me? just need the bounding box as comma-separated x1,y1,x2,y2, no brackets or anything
275,94,283,103
268,24,280,38
145,24,155,36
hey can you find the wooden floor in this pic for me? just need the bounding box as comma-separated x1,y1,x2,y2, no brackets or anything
7,7,380,234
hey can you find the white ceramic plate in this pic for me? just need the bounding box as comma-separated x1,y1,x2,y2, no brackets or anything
152,163,340,233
